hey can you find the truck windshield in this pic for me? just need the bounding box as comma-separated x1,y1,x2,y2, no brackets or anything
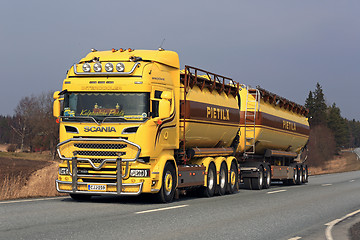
62,92,150,123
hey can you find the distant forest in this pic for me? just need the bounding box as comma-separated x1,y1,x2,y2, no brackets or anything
0,84,359,165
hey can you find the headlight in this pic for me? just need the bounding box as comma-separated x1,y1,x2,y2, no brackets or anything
105,63,114,72
93,62,102,72
59,167,70,175
82,63,91,72
130,169,150,177
116,63,125,72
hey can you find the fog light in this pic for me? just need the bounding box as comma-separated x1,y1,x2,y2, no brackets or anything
59,167,69,175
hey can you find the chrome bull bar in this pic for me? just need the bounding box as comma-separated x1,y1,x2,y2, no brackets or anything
56,138,143,195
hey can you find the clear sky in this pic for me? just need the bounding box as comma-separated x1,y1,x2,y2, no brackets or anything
1,1,359,120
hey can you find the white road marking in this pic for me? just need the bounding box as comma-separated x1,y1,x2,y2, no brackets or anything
322,184,333,186
349,180,355,182
288,237,302,240
325,209,360,240
0,196,68,204
135,204,189,214
267,189,287,194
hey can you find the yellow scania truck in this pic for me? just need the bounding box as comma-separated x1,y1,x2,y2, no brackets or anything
53,48,310,202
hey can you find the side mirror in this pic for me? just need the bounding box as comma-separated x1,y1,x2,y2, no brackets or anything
53,91,61,118
158,91,172,119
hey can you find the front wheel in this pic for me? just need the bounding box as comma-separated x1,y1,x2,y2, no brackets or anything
155,162,177,203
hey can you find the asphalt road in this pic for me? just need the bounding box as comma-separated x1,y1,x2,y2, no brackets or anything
1,171,360,240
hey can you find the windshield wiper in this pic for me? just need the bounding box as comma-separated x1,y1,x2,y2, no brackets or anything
61,116,101,125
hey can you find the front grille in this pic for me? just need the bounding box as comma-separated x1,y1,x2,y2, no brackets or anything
78,159,109,164
74,143,127,149
75,151,126,157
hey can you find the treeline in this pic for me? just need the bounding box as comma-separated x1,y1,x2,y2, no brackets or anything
0,92,58,158
305,83,360,166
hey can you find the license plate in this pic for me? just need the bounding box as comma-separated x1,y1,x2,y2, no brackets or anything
87,184,107,191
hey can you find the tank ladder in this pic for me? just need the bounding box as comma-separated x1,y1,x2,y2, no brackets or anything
244,87,260,155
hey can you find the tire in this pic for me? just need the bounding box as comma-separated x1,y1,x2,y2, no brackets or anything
70,193,92,201
227,161,239,194
218,162,228,196
303,165,309,183
155,162,177,203
296,166,303,185
292,165,298,185
202,163,217,197
251,166,263,190
263,165,271,189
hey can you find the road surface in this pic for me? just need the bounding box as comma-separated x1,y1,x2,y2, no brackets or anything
1,170,360,240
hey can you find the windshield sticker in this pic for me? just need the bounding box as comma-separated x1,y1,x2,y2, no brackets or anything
64,108,75,117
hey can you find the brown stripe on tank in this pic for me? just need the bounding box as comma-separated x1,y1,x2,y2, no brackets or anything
181,100,240,125
240,111,310,136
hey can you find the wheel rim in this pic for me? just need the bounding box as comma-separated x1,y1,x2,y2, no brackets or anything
164,171,173,196
266,171,271,186
304,168,308,181
208,169,214,190
294,167,298,181
299,169,303,182
220,167,226,189
230,170,236,186
259,170,263,186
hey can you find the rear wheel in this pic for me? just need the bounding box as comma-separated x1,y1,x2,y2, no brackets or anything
218,162,228,195
296,166,303,185
251,166,263,190
155,162,176,203
227,161,238,194
263,165,271,189
202,163,217,197
303,165,308,183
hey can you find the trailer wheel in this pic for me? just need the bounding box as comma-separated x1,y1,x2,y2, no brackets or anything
218,162,228,195
202,163,217,197
227,161,238,194
155,162,176,203
296,166,303,185
303,165,308,183
263,166,271,189
292,165,298,185
251,166,263,190
70,194,92,201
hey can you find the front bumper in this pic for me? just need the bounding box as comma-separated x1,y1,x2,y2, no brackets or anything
56,137,145,196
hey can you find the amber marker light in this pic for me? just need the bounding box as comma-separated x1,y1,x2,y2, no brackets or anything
157,119,163,125
128,48,133,52
119,48,124,52
112,48,116,52
56,118,60,124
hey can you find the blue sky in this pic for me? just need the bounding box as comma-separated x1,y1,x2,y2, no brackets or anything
1,1,359,120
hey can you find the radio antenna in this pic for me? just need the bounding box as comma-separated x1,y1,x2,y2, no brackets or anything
158,38,166,50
